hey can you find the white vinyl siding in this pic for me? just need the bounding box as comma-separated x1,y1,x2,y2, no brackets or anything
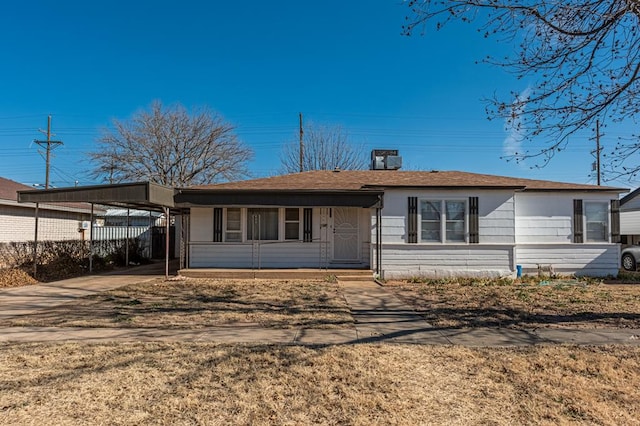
516,244,619,277
376,244,514,279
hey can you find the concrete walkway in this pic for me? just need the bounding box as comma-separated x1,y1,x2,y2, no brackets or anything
1,272,639,346
0,262,170,319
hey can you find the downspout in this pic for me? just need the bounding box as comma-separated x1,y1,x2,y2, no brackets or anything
125,208,130,267
164,206,170,280
89,203,94,273
377,207,382,278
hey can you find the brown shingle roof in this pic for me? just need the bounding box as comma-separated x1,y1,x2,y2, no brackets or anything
0,177,97,212
0,177,35,201
190,170,626,192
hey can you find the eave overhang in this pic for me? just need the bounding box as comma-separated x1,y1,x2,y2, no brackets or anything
174,189,384,208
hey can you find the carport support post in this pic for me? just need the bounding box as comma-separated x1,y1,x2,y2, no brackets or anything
89,203,94,273
125,208,130,267
32,202,39,279
164,207,170,280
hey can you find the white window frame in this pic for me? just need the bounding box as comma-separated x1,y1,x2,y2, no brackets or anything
584,201,609,243
418,199,468,244
283,208,302,241
224,207,243,242
221,207,308,242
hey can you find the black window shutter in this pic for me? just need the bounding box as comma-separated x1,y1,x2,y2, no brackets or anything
213,208,223,242
303,208,313,242
408,197,418,243
611,199,620,243
469,196,479,244
573,200,583,243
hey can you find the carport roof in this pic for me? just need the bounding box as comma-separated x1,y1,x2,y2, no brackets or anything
17,181,175,211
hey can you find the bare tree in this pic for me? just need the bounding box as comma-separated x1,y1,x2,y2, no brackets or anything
280,122,367,173
404,1,640,177
89,102,252,187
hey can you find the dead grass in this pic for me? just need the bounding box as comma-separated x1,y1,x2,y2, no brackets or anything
0,342,638,425
1,277,353,329
385,278,640,329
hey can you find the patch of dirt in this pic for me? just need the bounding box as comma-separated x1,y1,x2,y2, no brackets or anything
385,278,640,329
1,278,353,329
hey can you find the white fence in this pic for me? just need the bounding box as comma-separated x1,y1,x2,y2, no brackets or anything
91,226,152,258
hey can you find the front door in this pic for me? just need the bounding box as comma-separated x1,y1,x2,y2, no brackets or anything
332,207,360,262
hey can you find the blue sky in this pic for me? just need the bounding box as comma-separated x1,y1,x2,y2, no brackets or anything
0,1,636,189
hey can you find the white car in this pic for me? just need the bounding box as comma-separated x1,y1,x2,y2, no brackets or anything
621,246,640,271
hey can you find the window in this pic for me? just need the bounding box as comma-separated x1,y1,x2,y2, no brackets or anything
225,208,242,242
285,208,300,240
445,201,466,242
420,199,466,243
420,201,441,242
247,208,279,240
584,202,608,242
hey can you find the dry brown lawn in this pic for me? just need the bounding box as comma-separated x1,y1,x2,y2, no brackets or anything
0,342,638,425
1,277,352,329
385,278,640,329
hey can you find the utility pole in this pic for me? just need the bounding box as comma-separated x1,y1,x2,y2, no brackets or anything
299,112,304,173
591,120,602,186
34,115,63,189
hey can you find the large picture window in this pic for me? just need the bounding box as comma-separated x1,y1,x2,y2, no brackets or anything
420,199,466,243
247,208,279,240
584,202,608,242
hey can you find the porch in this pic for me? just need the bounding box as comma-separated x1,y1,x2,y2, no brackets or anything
178,268,373,280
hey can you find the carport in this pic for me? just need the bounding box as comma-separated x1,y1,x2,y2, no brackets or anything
17,182,177,279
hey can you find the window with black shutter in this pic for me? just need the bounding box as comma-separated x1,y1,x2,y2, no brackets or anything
408,197,417,243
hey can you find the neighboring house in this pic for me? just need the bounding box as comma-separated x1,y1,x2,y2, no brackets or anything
620,187,640,245
0,177,94,243
175,169,625,278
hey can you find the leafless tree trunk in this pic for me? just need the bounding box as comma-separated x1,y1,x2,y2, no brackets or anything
89,101,252,187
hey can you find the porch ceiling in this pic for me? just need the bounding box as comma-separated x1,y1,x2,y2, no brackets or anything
17,182,175,212
174,189,384,208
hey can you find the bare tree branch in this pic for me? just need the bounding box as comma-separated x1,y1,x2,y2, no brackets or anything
279,122,367,173
88,101,253,187
404,0,640,178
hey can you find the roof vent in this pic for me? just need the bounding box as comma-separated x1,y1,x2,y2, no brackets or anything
371,149,402,170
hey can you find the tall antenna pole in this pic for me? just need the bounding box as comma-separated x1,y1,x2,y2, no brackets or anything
299,112,304,173
34,115,63,189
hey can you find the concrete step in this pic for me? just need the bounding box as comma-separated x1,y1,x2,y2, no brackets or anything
336,275,374,282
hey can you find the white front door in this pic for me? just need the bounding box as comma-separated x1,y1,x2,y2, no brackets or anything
332,207,360,262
